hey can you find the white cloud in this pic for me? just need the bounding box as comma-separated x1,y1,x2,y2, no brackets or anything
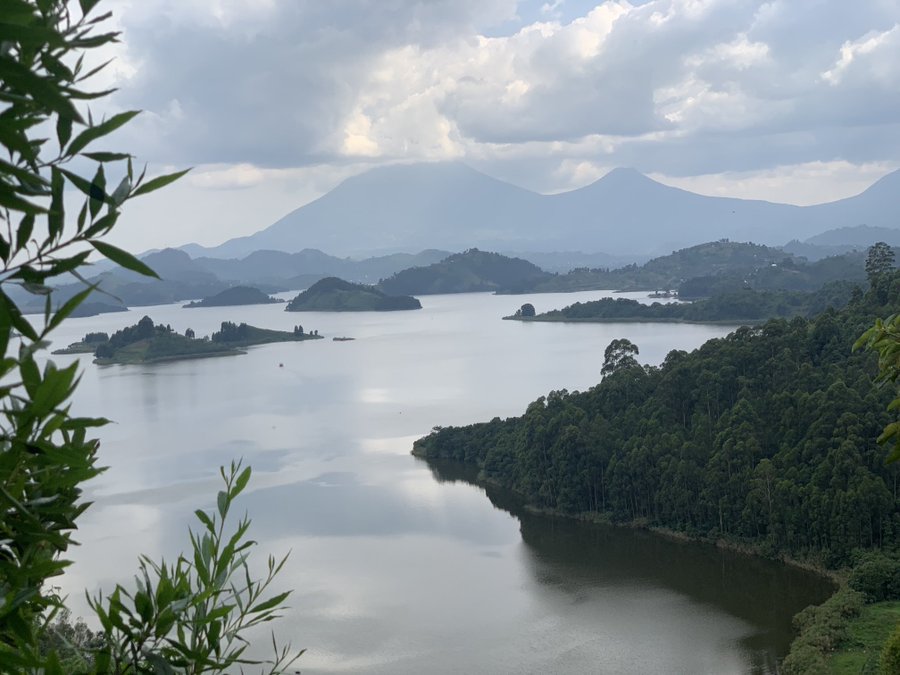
90,0,900,250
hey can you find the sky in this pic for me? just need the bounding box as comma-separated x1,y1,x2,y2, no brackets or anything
91,0,900,253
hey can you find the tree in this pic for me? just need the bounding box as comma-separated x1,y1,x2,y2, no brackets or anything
601,338,640,377
855,313,900,463
519,303,535,317
0,2,299,671
866,242,896,284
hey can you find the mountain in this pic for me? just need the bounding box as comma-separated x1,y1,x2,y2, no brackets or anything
180,163,900,259
192,248,450,286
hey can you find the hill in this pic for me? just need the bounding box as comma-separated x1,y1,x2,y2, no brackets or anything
285,277,421,311
178,163,900,259
184,286,283,308
378,249,551,295
414,280,900,567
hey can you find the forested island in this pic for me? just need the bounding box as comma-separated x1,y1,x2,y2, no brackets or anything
286,276,421,311
54,316,322,364
416,261,900,674
377,248,550,295
183,285,284,308
507,282,860,325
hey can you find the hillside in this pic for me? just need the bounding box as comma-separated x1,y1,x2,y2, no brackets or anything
285,277,421,311
178,163,900,259
184,286,283,308
378,249,550,295
414,280,900,566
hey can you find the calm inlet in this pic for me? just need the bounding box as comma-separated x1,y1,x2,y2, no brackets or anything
52,290,833,674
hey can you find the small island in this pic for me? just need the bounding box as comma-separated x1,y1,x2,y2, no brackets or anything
286,277,421,312
53,316,324,364
183,285,285,308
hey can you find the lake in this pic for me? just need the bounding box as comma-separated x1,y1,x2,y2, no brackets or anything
50,289,833,674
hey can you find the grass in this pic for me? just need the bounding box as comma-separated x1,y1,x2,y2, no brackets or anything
828,601,900,674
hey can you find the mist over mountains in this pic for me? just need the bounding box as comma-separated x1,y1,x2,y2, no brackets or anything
181,163,900,260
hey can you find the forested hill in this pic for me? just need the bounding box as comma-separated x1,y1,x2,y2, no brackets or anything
377,249,550,295
415,279,900,566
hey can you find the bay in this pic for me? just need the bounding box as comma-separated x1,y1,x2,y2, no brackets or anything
50,289,833,674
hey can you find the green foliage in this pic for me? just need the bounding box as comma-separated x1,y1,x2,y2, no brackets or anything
0,3,300,672
0,1,184,668
849,553,900,602
855,312,900,463
882,623,900,675
526,282,859,324
87,462,302,674
782,587,865,675
601,338,640,377
416,288,900,565
378,249,548,295
287,276,421,311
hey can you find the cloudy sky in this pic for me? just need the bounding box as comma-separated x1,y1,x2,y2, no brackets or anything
95,0,900,252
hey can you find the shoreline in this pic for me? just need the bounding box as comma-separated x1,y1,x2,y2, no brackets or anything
504,315,763,326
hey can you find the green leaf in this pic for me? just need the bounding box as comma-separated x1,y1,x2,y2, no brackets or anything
83,151,131,162
48,167,64,239
66,110,139,157
56,115,73,149
195,509,215,534
234,465,252,496
89,162,106,218
132,168,190,197
15,213,34,252
90,241,159,278
46,286,95,334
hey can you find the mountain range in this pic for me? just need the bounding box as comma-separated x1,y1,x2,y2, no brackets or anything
180,163,900,259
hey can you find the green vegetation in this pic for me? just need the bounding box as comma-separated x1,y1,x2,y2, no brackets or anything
497,240,870,296
92,317,241,364
184,285,284,308
415,277,900,567
286,276,421,311
511,282,859,324
826,601,900,674
378,248,550,295
0,4,299,670
52,331,110,355
211,320,322,347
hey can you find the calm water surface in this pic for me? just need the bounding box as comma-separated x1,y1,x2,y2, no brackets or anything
50,290,833,674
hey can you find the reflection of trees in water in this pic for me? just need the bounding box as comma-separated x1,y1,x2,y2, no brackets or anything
423,457,834,669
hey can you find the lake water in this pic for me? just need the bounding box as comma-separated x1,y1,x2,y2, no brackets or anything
49,290,833,674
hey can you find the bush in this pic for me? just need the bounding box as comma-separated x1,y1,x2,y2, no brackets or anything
882,624,900,675
782,587,865,674
849,553,900,602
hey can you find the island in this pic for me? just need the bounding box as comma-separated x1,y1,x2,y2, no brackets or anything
285,277,421,311
183,285,285,308
52,331,111,355
377,249,549,295
504,283,859,325
58,316,323,364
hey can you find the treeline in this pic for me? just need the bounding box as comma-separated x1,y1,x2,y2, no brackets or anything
416,281,900,566
520,282,859,324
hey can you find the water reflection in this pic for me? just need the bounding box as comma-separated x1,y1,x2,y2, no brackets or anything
427,459,835,674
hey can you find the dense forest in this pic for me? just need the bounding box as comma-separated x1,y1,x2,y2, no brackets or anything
514,282,860,324
416,275,900,567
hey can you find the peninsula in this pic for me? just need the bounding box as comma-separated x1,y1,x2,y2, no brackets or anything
286,276,421,311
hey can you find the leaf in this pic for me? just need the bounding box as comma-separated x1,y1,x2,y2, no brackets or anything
83,151,131,162
195,509,215,534
48,167,64,239
217,490,228,520
56,115,73,149
131,168,190,197
89,162,106,218
15,213,34,251
90,241,159,278
234,465,252,496
66,110,139,157
46,286,95,333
